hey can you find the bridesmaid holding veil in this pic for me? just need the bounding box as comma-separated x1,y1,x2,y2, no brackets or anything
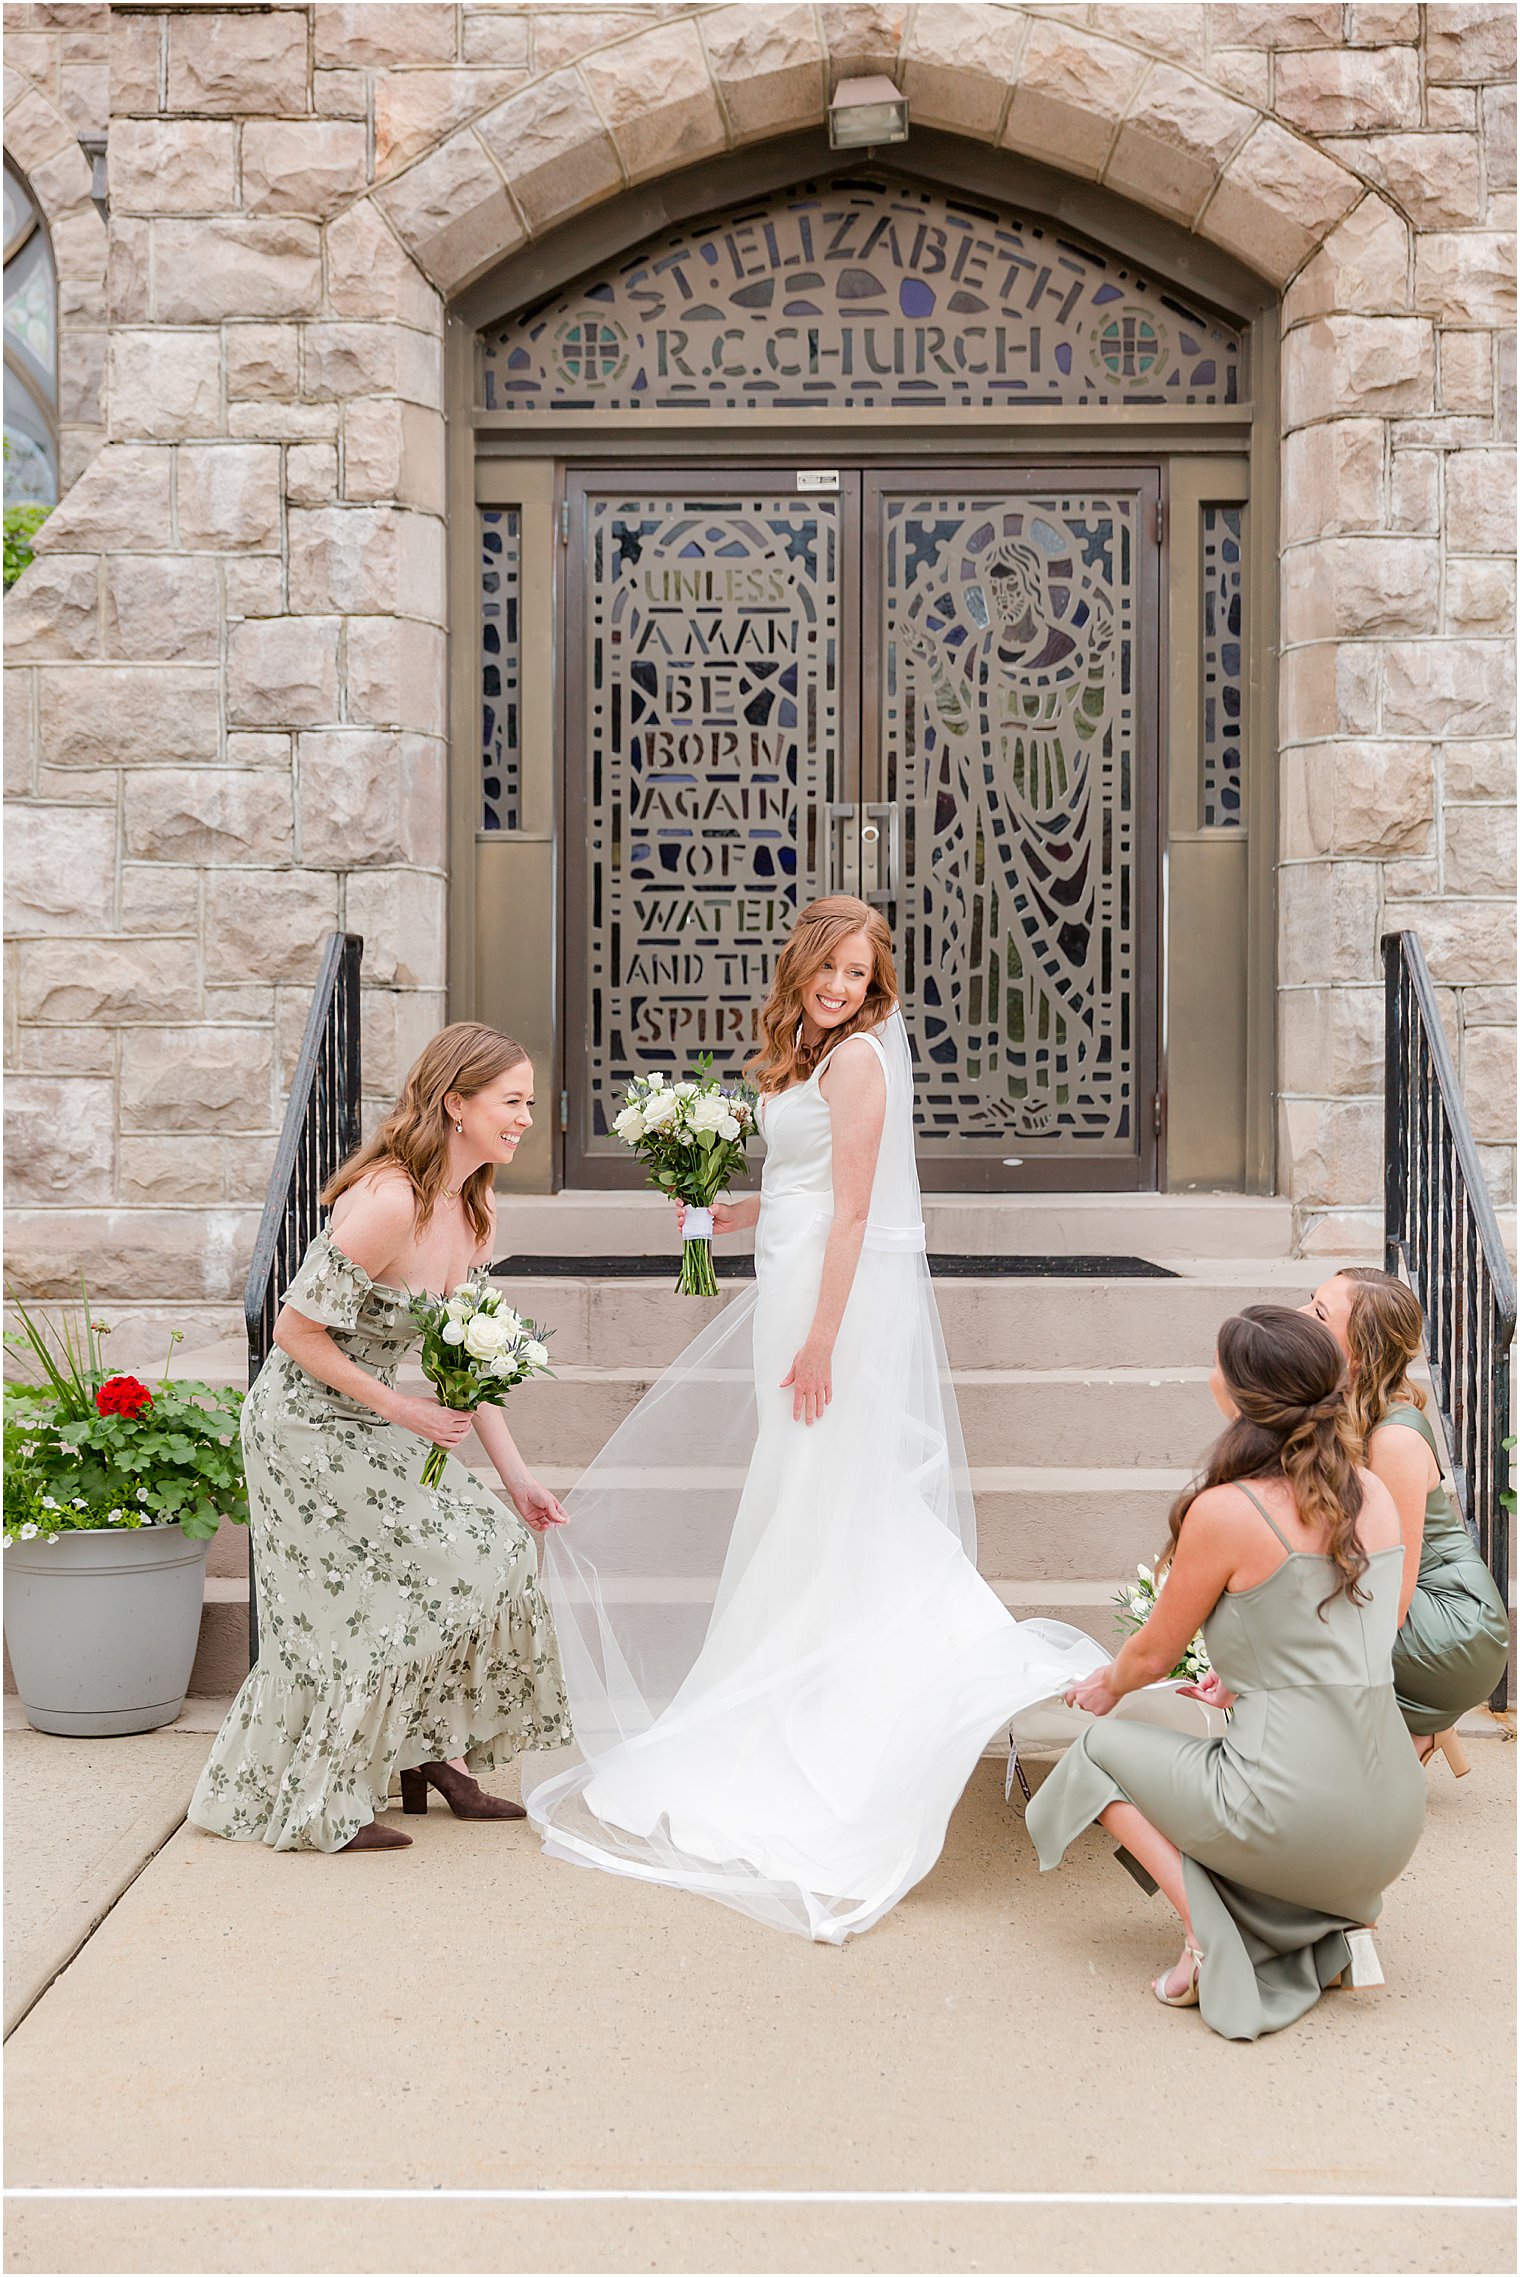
526,896,1103,1941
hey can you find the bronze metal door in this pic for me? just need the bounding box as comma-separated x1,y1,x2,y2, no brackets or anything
563,466,1160,1191
864,469,1161,1190
563,469,860,1184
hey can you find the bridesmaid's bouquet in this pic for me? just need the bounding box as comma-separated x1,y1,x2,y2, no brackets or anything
611,1056,757,1296
409,1278,553,1490
1113,1562,1212,1683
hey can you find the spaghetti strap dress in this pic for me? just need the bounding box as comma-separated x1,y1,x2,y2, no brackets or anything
188,1230,572,1852
1025,1486,1426,2040
1377,1404,1509,1734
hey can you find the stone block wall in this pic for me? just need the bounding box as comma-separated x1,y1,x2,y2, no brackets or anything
2,1,1515,1353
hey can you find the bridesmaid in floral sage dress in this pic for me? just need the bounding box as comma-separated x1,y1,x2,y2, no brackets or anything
189,1025,572,1854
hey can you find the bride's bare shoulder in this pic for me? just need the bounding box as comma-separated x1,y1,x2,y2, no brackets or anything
819,1027,889,1101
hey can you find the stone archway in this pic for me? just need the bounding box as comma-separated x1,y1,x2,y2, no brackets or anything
2,64,106,493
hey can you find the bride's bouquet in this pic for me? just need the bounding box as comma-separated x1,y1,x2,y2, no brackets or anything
409,1277,553,1489
612,1056,757,1295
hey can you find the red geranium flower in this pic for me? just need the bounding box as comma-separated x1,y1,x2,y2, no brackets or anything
96,1375,154,1420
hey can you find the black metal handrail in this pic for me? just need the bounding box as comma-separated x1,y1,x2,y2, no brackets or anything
243,931,364,1383
242,932,363,1661
1383,929,1515,1706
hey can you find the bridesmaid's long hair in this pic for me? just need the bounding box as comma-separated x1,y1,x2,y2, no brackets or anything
1165,1306,1369,1613
747,897,897,1095
322,1022,528,1248
1336,1267,1427,1450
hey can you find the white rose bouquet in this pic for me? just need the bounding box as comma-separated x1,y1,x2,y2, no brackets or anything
408,1276,553,1490
611,1054,757,1296
1113,1561,1212,1684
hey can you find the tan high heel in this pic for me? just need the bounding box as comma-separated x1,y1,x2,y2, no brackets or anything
1152,1940,1203,2007
1331,1927,1385,1989
1416,1728,1471,1777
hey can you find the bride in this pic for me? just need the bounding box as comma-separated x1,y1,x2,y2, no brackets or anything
526,896,1104,1941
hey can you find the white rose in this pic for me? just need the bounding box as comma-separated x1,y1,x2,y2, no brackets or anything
718,1114,740,1141
463,1312,509,1358
689,1094,726,1133
525,1340,549,1368
674,1081,698,1098
445,1294,472,1319
641,1089,678,1129
647,1072,665,1090
490,1354,516,1379
441,1319,467,1345
613,1104,646,1142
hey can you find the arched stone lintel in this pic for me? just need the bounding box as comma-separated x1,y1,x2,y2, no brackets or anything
344,9,1372,310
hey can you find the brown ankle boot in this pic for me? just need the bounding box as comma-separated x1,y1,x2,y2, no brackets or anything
339,1819,413,1852
399,1762,526,1820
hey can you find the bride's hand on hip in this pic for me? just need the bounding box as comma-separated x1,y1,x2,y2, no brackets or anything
781,1339,832,1427
388,1393,472,1450
1064,1666,1121,1717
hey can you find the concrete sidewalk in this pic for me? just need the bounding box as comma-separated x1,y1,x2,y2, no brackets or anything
3,1719,1514,2275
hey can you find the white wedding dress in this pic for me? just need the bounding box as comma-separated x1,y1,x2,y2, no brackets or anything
525,1011,1105,1941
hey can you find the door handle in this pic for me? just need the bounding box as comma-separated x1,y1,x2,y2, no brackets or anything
826,802,859,895
863,802,900,905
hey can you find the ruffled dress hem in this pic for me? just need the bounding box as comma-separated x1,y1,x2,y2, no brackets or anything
189,1579,574,1853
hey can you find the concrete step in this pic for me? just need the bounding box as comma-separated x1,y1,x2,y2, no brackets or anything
493,1189,1300,1259
475,1362,1220,1470
187,1577,249,1697
177,1260,1335,1387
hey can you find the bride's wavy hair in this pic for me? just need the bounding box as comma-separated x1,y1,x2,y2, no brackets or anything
1336,1266,1427,1452
1164,1306,1369,1614
322,1022,528,1248
747,897,898,1095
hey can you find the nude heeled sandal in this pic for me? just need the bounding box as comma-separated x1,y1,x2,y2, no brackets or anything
1152,1941,1203,2007
1332,1928,1386,1989
1417,1728,1471,1777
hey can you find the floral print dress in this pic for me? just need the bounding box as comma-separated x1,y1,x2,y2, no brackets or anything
189,1230,572,1852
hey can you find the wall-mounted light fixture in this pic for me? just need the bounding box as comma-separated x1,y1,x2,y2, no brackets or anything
77,134,108,223
827,76,910,151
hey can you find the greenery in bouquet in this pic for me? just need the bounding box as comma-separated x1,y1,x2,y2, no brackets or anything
3,1286,246,1546
410,1276,553,1490
1112,1562,1212,1684
611,1055,757,1295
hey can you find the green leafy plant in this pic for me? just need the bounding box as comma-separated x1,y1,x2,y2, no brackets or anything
2,435,52,591
3,1284,246,1545
3,501,50,590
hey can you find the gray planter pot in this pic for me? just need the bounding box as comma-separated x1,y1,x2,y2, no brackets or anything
3,1523,209,1736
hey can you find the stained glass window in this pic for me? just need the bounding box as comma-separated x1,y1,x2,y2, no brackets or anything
3,156,58,506
480,507,521,831
1201,505,1244,828
480,172,1245,417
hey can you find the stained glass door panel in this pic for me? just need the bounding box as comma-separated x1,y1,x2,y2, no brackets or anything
565,475,856,1181
867,472,1159,1189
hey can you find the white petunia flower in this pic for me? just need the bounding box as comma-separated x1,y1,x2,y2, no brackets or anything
19,1523,38,1541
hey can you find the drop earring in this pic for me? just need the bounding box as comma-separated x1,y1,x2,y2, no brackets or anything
454,1119,463,1133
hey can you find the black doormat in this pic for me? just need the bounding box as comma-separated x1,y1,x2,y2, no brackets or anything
493,1254,1178,1281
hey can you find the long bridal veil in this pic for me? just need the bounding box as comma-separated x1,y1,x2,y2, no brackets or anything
524,1011,1104,1941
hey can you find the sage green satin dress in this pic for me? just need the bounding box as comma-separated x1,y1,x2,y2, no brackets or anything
1379,1404,1510,1735
1026,1487,1426,2041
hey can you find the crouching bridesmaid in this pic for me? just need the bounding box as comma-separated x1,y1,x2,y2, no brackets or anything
1026,1307,1425,2041
189,1023,573,1855
1305,1268,1509,1775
